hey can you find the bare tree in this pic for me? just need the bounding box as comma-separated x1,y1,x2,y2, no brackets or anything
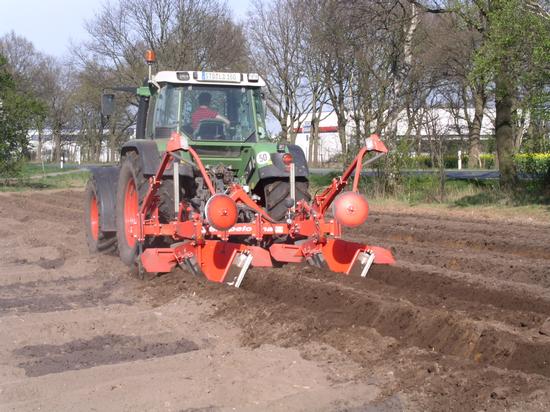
247,0,312,143
37,57,74,162
336,0,422,190
79,0,247,84
297,0,330,163
70,0,248,158
310,0,356,162
0,32,44,91
416,11,488,168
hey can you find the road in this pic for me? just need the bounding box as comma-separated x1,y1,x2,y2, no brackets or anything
310,168,501,179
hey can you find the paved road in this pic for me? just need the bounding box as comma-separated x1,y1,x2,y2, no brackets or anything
81,165,505,181
310,168,501,180
24,165,521,182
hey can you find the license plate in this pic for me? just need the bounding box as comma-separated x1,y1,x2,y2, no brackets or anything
199,72,241,83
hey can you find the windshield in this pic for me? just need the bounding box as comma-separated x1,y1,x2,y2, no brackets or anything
150,84,268,142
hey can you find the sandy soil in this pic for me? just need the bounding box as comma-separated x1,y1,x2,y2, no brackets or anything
1,189,549,411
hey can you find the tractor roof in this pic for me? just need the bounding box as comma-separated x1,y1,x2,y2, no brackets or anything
153,71,266,87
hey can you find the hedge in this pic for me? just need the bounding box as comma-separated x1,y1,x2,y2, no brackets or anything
404,154,481,169
515,153,550,176
402,153,550,174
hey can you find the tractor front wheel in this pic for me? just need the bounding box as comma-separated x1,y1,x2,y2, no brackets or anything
116,151,147,266
84,178,117,254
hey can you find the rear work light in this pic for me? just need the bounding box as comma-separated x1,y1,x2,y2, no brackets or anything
282,153,293,165
177,72,190,81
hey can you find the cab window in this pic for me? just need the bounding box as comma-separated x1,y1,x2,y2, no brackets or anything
153,85,182,139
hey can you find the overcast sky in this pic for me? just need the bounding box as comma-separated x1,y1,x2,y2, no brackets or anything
0,0,252,57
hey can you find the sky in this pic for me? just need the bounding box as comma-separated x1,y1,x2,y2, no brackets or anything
0,0,252,57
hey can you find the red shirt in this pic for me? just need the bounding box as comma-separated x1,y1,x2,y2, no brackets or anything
192,106,219,130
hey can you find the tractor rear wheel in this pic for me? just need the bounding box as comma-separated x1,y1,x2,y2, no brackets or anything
263,178,311,221
84,178,116,254
116,151,148,266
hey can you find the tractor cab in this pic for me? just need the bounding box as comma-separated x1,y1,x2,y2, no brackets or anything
143,71,268,143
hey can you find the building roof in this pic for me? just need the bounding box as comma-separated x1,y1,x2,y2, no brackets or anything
293,108,496,136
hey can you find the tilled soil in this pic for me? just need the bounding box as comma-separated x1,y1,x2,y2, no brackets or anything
0,190,549,411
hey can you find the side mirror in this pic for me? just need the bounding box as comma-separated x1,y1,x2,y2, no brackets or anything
101,93,115,117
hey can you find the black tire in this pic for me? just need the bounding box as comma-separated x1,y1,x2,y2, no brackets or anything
158,176,196,223
263,178,311,221
116,151,149,266
84,178,117,254
158,178,175,223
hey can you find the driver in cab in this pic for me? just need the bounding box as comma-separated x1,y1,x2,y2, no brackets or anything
191,92,230,130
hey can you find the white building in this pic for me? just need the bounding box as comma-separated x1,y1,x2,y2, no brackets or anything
294,111,347,163
27,129,119,163
294,108,497,163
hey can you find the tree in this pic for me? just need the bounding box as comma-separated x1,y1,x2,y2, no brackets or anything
312,0,355,162
72,0,248,156
472,0,550,190
344,0,422,191
35,56,75,163
0,54,45,176
414,0,550,190
0,32,50,161
417,12,488,168
79,0,247,83
247,0,312,143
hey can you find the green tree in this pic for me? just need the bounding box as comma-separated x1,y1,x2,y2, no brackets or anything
413,1,549,190
0,54,45,177
470,0,550,191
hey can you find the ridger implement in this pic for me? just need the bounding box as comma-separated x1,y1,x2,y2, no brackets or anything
130,132,394,286
84,56,394,286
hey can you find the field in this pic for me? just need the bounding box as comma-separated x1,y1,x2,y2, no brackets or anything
0,189,550,411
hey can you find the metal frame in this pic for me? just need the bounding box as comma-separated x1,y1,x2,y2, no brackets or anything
130,132,395,286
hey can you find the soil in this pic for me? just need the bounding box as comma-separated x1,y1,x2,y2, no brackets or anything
1,189,549,411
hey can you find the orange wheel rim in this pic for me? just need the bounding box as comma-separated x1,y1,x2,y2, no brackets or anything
124,179,138,247
90,194,99,241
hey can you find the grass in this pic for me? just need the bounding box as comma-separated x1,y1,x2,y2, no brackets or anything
0,161,91,192
0,171,90,192
18,162,81,177
2,163,549,220
368,196,550,223
309,171,550,221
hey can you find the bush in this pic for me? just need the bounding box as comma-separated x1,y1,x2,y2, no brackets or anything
407,155,432,168
514,153,550,177
403,153,488,169
479,154,495,169
370,152,550,177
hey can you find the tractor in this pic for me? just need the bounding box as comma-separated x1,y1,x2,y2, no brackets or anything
85,51,394,286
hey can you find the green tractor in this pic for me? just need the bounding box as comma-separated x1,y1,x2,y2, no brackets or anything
86,52,393,284
86,61,310,267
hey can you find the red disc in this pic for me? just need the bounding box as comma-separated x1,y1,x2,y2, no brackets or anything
90,194,99,241
333,192,369,227
123,178,139,247
205,194,238,231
